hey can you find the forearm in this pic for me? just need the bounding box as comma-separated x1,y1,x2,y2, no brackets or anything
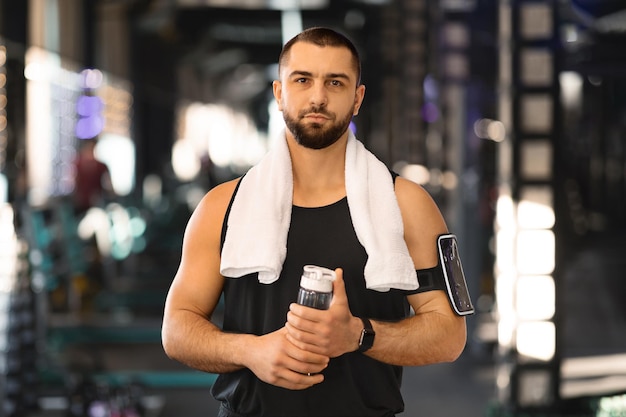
162,309,254,374
366,312,466,366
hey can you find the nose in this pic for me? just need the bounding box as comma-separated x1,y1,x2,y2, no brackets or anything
309,82,328,107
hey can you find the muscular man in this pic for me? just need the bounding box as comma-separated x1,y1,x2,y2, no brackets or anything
162,27,467,417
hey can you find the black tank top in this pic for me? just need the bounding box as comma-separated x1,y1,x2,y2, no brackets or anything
213,190,411,416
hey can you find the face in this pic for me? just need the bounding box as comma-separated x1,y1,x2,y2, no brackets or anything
273,42,365,149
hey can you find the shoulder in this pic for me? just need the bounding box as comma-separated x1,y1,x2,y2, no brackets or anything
201,178,241,210
184,178,241,243
394,176,441,218
394,176,448,269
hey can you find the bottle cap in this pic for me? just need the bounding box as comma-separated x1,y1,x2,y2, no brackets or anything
300,265,335,293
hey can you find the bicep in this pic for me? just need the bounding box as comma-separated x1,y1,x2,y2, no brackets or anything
164,181,237,320
396,177,459,318
395,177,448,269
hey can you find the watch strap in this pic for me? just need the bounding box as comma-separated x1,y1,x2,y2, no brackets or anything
358,317,375,352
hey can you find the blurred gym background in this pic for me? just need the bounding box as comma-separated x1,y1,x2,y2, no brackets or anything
1,1,626,416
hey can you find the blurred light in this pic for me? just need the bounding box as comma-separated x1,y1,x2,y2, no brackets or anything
271,0,328,9
516,275,555,320
0,173,6,203
24,61,48,82
95,134,135,196
521,95,552,133
487,120,506,142
76,94,105,139
497,362,513,403
598,394,626,415
520,140,552,180
78,207,111,256
562,353,626,398
517,321,556,361
181,102,267,172
129,216,147,237
143,174,162,208
80,69,103,89
520,2,552,40
108,203,133,260
76,95,103,116
517,230,555,275
421,102,440,123
560,71,583,108
423,74,439,101
26,55,53,206
517,368,554,406
521,49,552,86
495,193,515,230
394,162,430,185
474,118,505,142
442,22,470,48
443,53,469,79
429,168,444,188
562,23,579,43
496,271,516,348
562,353,626,380
172,139,201,182
518,186,555,229
442,170,458,190
281,9,303,44
0,205,18,293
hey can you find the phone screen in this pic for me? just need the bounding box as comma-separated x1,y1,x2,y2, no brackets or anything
438,234,475,316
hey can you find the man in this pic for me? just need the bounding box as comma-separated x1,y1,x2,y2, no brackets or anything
73,138,113,215
162,27,467,417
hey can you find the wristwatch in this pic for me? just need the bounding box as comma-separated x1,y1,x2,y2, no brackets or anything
358,317,375,352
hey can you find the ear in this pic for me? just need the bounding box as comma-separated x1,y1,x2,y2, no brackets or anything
353,84,366,116
272,80,283,111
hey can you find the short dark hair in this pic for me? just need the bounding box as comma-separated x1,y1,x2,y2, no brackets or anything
278,27,362,85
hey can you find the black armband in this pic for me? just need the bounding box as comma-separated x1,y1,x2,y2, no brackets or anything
414,234,475,316
415,264,447,293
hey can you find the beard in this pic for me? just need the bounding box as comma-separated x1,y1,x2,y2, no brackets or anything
283,105,354,150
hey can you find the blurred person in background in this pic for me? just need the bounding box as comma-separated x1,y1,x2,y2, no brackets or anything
72,138,113,216
162,27,467,417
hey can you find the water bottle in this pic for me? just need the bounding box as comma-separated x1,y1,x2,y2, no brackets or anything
297,265,336,310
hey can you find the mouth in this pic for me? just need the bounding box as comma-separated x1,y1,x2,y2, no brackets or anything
303,113,331,123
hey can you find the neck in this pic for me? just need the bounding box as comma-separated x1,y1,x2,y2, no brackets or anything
286,130,349,207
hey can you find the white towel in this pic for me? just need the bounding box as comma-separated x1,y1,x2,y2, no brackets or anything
220,129,418,292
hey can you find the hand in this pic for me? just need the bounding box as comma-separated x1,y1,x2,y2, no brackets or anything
245,327,329,390
286,268,361,358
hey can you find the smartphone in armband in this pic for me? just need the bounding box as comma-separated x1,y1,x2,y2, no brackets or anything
437,234,475,316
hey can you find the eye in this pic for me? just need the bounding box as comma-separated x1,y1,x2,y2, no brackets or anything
329,80,343,87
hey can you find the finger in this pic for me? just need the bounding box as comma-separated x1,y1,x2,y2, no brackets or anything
285,326,328,355
284,355,328,376
330,268,347,306
286,309,320,334
285,328,330,358
283,371,325,390
289,302,324,322
280,351,328,382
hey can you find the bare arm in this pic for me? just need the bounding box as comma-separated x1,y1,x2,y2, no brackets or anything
161,179,329,389
365,177,467,365
286,177,467,365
